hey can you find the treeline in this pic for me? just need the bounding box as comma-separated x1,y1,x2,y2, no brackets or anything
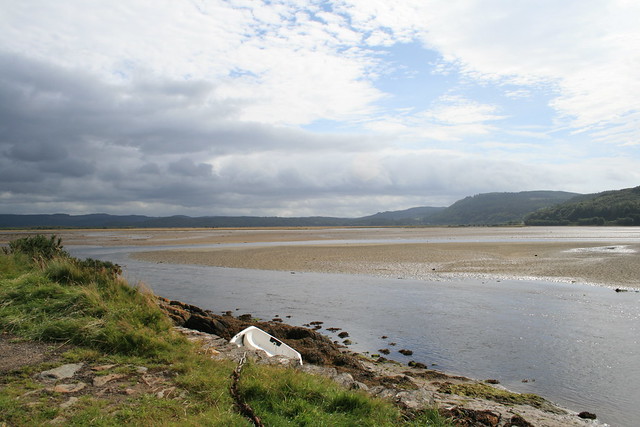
525,186,640,226
425,191,578,225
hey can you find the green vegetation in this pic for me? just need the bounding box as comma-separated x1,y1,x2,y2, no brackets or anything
437,382,547,408
525,186,640,226
425,191,579,225
1,235,451,426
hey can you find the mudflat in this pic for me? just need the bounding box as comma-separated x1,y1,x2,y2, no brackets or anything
5,226,637,288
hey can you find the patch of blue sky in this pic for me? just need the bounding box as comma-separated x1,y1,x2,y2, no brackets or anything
371,42,453,113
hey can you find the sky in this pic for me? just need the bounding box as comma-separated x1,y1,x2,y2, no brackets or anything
1,0,639,217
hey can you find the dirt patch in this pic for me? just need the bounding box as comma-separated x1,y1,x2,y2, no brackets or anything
0,332,70,373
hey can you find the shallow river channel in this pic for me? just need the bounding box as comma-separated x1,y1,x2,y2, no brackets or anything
70,244,639,426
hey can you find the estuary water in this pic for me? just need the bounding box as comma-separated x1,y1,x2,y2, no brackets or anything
70,244,639,426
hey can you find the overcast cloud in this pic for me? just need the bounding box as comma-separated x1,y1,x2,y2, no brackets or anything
1,0,639,217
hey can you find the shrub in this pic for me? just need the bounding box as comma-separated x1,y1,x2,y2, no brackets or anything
3,235,68,260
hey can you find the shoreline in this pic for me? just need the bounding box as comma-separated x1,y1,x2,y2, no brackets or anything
160,296,602,426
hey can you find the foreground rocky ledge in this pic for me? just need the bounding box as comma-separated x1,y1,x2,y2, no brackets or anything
158,297,602,427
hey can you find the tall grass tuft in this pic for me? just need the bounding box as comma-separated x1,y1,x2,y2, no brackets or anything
0,238,181,360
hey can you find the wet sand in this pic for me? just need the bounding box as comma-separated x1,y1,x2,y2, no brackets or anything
134,240,640,287
3,227,639,287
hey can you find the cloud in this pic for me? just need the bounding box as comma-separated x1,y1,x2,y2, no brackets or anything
343,0,640,144
0,1,638,217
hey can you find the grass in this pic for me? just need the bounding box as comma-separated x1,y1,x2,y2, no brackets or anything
437,382,548,408
0,235,453,426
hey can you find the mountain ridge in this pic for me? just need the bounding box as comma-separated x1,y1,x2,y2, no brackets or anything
0,189,595,228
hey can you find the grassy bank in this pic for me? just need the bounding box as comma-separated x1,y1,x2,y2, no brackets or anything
0,235,451,426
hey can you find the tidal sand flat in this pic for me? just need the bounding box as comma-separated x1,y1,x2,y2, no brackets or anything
123,227,640,288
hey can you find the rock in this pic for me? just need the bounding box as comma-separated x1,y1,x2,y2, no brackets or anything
51,382,87,393
407,361,427,369
93,373,125,387
38,363,84,382
379,348,390,355
394,389,433,410
504,414,534,426
168,299,207,316
352,381,369,391
136,366,148,374
440,406,501,426
333,372,355,387
237,314,253,321
183,313,229,336
615,288,628,293
398,349,413,356
485,379,500,384
578,411,597,419
338,331,349,338
59,396,79,409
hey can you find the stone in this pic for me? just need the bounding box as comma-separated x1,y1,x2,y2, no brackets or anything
398,349,413,356
93,373,125,387
351,381,369,391
407,361,427,369
184,313,229,336
38,363,84,382
394,389,433,410
578,411,597,419
59,397,79,409
504,414,534,426
51,382,87,393
332,372,355,388
440,407,501,426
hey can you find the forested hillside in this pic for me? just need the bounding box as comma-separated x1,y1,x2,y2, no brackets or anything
424,191,579,225
524,186,640,225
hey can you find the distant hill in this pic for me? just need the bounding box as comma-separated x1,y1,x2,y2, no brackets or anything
350,206,445,226
424,191,580,225
525,186,640,225
15,187,640,229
